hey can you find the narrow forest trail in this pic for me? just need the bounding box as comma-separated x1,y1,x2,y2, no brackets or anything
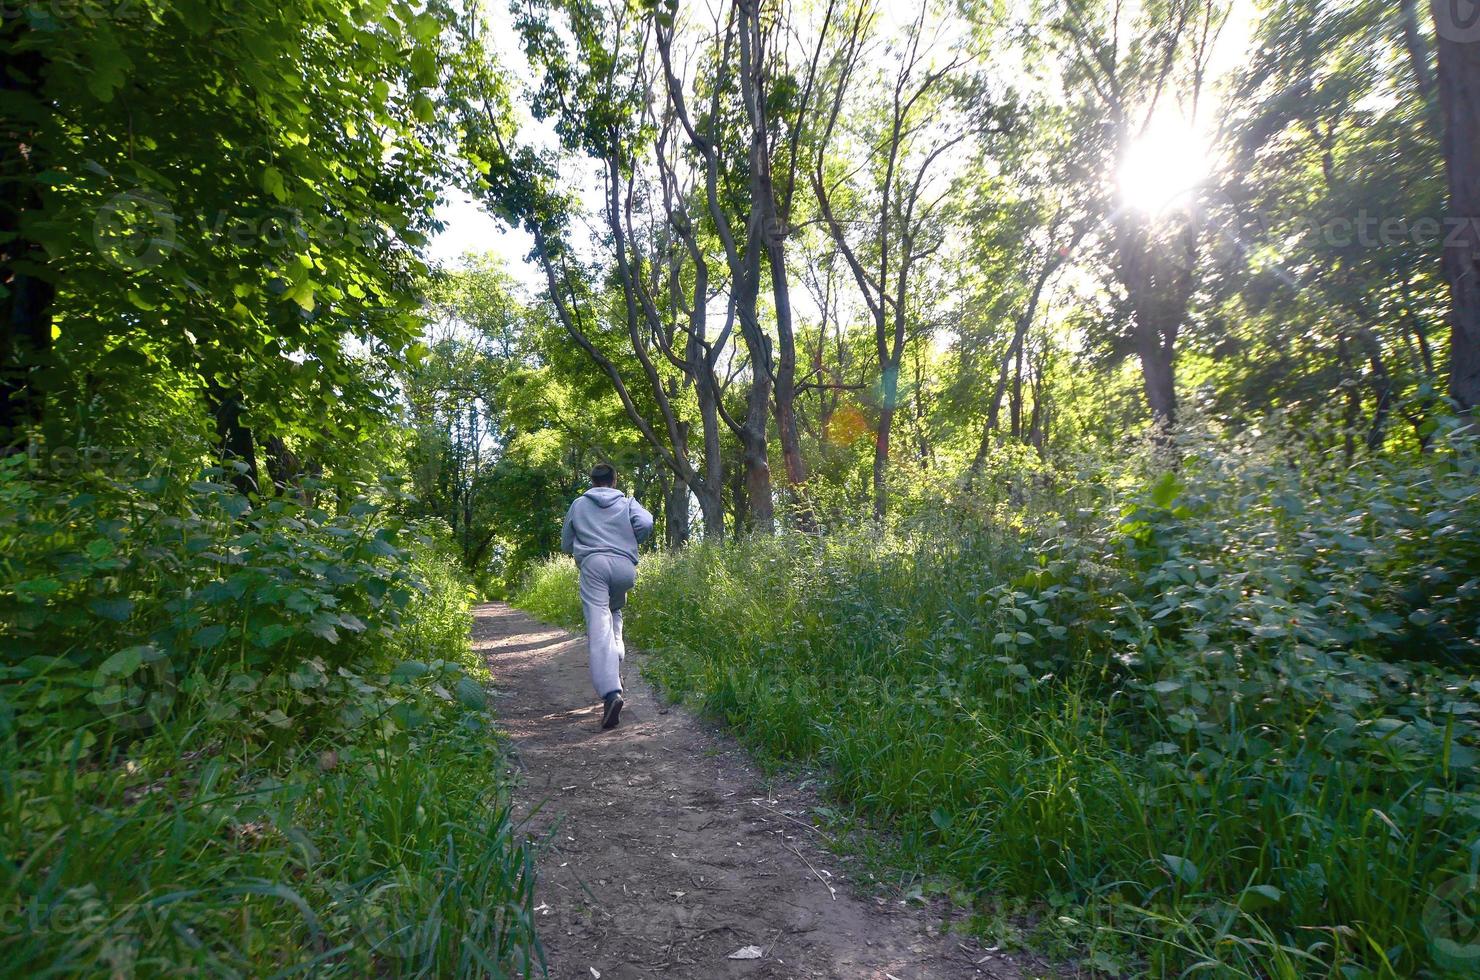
473,602,1048,980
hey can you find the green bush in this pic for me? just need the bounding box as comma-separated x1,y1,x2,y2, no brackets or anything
517,423,1480,977
514,555,581,628
1,459,539,976
0,458,493,745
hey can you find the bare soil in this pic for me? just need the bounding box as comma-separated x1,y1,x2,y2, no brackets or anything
473,602,1054,980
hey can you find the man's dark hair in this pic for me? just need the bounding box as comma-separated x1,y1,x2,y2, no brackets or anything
590,462,616,487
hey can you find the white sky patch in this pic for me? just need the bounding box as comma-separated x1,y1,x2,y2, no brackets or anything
429,189,542,290
1209,0,1256,82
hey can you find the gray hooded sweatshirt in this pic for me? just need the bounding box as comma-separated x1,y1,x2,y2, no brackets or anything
561,487,655,566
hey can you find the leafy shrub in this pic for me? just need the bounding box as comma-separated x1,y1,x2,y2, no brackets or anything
1,457,539,975
0,457,490,747
518,422,1480,977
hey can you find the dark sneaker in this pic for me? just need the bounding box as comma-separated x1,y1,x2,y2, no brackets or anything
601,692,625,730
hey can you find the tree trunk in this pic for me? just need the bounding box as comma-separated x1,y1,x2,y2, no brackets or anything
1402,0,1437,103
208,386,259,497
1136,332,1178,430
1431,1,1480,418
1027,360,1044,452
1339,335,1360,462
734,248,776,533
663,470,690,548
1114,207,1196,433
742,439,772,533
263,434,318,505
772,330,811,521
967,233,1078,483
872,373,896,523
688,295,728,541
735,0,812,530
1010,341,1024,440
262,434,305,499
1,17,54,453
730,456,751,534
1357,334,1394,451
759,204,812,528
753,108,809,505
694,480,725,542
690,380,727,540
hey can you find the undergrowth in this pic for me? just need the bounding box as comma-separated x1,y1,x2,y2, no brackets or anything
1,456,539,976
517,423,1480,978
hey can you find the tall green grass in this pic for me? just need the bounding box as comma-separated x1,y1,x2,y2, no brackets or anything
2,717,538,977
516,427,1480,977
2,463,539,976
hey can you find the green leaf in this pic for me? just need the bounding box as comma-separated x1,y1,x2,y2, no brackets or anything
410,47,437,86
409,11,441,42
228,673,260,692
306,614,340,643
98,646,147,677
16,578,63,601
220,493,252,518
1238,884,1284,911
1149,471,1183,509
390,660,429,681
263,165,289,202
454,675,486,709
256,623,297,648
88,597,135,622
1162,854,1199,885
287,280,316,312
85,36,131,102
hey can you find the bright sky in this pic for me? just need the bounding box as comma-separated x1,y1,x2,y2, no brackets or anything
428,189,539,289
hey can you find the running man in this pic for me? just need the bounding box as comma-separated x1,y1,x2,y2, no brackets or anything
559,463,654,729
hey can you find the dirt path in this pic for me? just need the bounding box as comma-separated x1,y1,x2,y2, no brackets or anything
473,602,1046,980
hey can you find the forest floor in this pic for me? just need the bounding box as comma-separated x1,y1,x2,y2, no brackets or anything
473,602,1057,980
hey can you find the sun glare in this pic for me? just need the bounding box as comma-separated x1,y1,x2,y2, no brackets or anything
1118,117,1212,215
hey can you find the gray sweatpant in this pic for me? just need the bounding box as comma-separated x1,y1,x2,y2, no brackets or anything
578,553,636,698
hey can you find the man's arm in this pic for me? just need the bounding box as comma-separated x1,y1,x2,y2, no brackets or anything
560,500,577,555
629,496,655,544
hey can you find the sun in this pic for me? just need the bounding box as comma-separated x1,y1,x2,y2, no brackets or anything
1118,116,1212,215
